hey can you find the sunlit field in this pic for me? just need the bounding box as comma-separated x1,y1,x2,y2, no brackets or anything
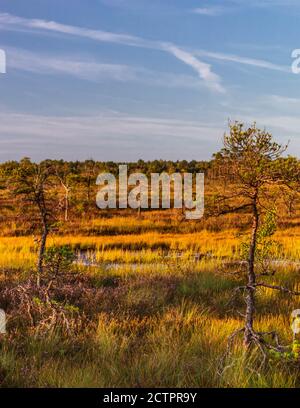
1,219,300,270
1,208,300,388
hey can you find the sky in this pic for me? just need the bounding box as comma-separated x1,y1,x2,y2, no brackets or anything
0,0,300,162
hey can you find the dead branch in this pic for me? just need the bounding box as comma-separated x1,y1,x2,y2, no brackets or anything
255,282,300,296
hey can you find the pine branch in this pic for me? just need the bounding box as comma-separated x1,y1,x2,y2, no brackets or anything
255,282,300,296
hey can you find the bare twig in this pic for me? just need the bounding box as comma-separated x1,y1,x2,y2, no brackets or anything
255,282,300,296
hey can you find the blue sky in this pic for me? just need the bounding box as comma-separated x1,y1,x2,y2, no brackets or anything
0,0,300,161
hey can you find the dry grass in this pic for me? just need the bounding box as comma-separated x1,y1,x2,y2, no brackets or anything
0,214,300,387
0,226,299,271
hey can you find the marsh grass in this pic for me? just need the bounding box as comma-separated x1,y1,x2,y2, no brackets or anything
0,227,299,272
0,301,299,387
0,217,299,388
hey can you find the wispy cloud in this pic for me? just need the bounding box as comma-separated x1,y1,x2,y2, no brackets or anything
256,94,300,115
194,49,291,73
267,94,300,105
7,47,137,81
5,47,208,90
0,13,144,46
231,0,300,7
0,111,223,161
163,45,225,92
193,7,225,16
0,12,225,93
0,12,288,89
192,0,300,16
241,113,300,138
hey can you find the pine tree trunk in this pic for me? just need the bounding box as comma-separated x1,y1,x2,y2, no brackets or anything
244,199,259,348
65,188,69,221
37,226,48,288
36,199,48,288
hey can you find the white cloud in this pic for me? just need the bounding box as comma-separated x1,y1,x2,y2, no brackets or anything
5,47,208,90
263,94,300,106
0,111,222,141
193,7,224,16
241,113,300,137
231,0,300,7
0,13,144,46
7,47,137,81
0,111,224,161
0,12,225,93
163,44,225,93
194,49,290,73
192,1,300,17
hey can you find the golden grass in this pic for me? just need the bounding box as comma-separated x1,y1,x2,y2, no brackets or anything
0,225,299,271
1,301,298,387
1,215,300,387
